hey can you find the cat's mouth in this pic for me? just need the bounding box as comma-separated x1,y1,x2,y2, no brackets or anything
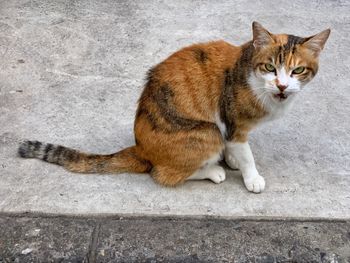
273,93,288,101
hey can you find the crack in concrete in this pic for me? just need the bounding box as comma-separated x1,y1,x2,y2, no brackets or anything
87,221,101,263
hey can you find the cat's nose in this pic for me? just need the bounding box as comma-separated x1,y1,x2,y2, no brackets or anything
277,84,288,92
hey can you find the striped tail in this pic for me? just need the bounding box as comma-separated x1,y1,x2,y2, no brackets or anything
18,140,152,174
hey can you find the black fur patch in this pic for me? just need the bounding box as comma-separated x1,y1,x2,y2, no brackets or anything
153,85,213,132
137,108,159,131
219,42,254,140
193,48,208,64
219,69,235,139
145,66,158,85
33,141,42,153
284,35,306,51
52,145,65,164
278,46,284,64
43,143,54,162
63,149,79,162
18,140,42,158
18,141,31,158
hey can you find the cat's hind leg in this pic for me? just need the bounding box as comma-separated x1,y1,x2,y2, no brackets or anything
151,163,225,186
151,152,225,186
151,166,194,187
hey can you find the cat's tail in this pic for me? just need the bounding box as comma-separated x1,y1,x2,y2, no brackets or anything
17,140,152,174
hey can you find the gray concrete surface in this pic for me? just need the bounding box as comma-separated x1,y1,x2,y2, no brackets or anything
1,215,349,262
0,0,349,219
0,215,94,263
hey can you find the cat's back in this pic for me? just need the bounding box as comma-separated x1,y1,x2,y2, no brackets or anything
139,40,241,122
161,40,240,78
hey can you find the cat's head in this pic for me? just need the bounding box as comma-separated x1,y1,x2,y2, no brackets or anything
249,22,330,107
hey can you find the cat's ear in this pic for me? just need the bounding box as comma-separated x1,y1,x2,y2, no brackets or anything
252,21,274,50
302,29,331,57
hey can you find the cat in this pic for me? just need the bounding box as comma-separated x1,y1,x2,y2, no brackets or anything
18,22,330,193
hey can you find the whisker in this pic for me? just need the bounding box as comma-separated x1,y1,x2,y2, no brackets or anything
252,90,268,112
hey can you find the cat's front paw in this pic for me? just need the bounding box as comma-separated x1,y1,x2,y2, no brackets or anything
243,171,265,193
207,165,226,184
224,151,239,170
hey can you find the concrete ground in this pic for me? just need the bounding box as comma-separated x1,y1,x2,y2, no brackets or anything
1,0,350,220
0,214,349,262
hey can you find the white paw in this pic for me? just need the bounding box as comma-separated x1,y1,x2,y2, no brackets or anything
224,151,239,169
243,171,265,193
207,166,226,184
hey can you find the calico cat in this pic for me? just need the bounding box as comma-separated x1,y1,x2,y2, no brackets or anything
18,22,330,193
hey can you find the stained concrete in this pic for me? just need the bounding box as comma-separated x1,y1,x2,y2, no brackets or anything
1,215,349,262
0,216,94,262
0,0,349,219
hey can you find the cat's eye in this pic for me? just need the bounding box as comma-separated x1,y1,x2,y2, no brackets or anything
292,66,305,74
265,63,275,72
